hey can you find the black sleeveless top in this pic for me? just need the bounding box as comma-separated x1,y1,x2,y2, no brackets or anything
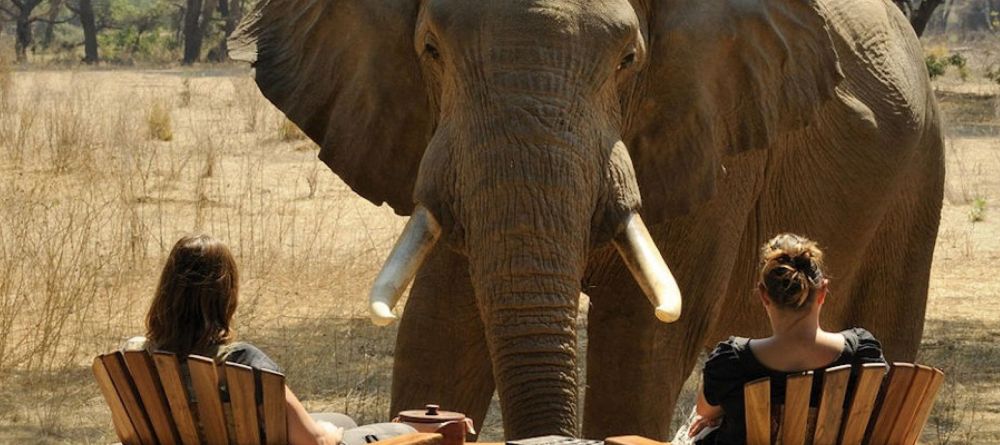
699,328,886,445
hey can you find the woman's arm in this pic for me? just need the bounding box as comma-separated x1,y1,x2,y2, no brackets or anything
688,384,724,438
286,386,344,445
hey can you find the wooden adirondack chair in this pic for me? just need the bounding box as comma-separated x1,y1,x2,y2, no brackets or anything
743,362,944,445
92,349,289,445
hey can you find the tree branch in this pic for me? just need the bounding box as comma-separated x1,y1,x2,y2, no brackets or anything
0,4,17,17
28,12,76,24
911,0,945,36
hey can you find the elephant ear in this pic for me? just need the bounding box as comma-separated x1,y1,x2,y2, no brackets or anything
628,0,843,224
230,0,429,215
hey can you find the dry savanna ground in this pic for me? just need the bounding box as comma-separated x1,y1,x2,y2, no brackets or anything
0,62,997,443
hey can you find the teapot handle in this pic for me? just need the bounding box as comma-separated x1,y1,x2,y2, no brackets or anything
440,418,476,435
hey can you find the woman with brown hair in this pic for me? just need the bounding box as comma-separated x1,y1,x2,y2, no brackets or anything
125,234,413,445
682,233,887,445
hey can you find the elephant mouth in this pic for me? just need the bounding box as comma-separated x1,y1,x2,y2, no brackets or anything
367,205,681,326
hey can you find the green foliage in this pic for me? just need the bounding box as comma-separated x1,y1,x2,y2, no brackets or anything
96,0,181,63
925,52,970,81
926,55,948,79
969,196,987,223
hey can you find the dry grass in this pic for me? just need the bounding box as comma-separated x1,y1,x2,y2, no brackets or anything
278,116,308,142
0,69,403,443
147,99,174,142
0,63,997,444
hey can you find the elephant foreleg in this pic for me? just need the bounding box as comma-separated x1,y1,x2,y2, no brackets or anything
841,152,943,363
391,245,495,434
582,251,728,440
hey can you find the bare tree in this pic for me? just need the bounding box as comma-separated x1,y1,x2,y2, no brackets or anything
210,0,241,61
181,0,216,64
911,0,946,36
66,0,97,63
0,0,46,61
38,0,62,47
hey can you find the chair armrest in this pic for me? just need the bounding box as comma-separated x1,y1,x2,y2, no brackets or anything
370,432,443,445
605,435,670,445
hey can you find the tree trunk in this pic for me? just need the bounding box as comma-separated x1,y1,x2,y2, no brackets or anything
181,0,204,64
911,0,946,36
39,0,63,48
213,0,241,61
15,11,32,62
79,0,98,64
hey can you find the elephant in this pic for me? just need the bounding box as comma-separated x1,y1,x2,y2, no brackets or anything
230,0,943,440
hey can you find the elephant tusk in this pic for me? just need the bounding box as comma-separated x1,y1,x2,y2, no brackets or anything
369,205,442,326
612,212,683,323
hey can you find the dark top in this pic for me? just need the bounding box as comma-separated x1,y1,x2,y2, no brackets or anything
699,328,886,445
217,342,282,373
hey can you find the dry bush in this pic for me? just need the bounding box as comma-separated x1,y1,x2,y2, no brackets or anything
0,91,39,167
305,159,322,199
179,78,192,108
232,77,267,132
278,116,307,141
44,90,98,173
147,99,174,142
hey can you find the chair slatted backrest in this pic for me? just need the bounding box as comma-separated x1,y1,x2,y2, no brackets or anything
93,350,287,445
743,362,943,445
780,371,813,445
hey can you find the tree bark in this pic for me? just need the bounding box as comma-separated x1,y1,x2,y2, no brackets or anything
15,10,32,62
212,0,240,61
181,0,203,64
7,0,45,62
78,0,97,64
911,0,946,36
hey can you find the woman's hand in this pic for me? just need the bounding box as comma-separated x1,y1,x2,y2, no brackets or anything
317,421,344,445
690,383,724,438
687,413,722,438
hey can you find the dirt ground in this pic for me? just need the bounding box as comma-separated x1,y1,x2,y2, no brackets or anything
0,66,997,444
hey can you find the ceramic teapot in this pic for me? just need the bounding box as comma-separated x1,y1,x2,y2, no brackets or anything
395,404,476,445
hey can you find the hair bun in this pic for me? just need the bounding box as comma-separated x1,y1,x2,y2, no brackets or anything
758,233,825,309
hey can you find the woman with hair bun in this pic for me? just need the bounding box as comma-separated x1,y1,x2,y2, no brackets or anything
681,233,887,445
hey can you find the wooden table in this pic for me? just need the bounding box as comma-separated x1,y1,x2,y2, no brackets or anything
377,434,670,445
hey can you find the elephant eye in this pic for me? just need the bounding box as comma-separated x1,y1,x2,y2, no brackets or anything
424,43,441,60
617,52,636,71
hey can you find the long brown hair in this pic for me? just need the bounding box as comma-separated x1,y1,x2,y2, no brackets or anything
759,233,826,310
146,234,239,355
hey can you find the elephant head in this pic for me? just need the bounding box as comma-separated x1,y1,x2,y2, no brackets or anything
231,0,841,437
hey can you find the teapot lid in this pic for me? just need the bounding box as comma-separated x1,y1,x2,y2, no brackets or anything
398,404,466,423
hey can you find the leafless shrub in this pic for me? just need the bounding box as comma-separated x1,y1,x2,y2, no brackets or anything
179,78,192,108
44,90,97,173
305,159,321,199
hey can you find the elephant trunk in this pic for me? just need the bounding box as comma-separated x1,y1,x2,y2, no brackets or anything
461,161,592,438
